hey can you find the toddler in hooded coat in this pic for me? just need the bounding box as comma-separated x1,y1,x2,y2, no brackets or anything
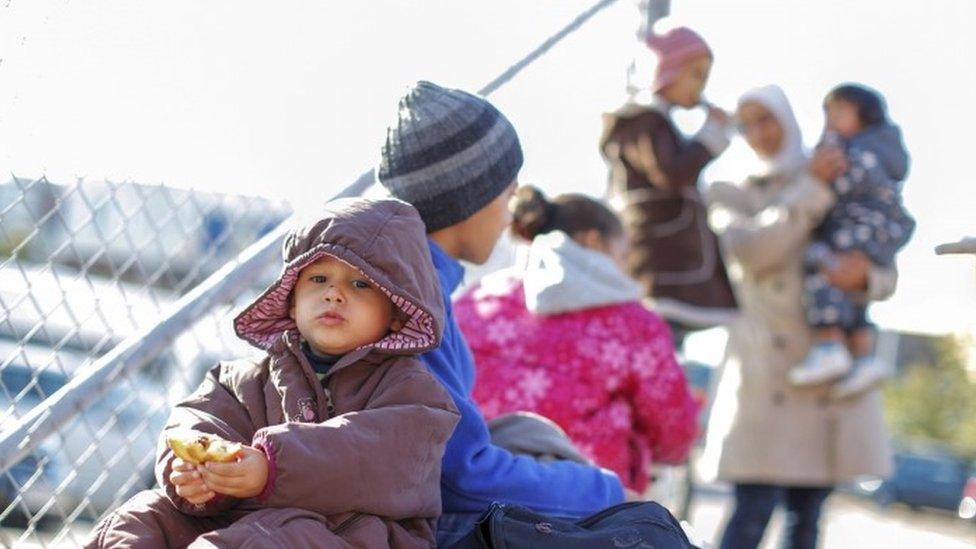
86,198,459,549
790,84,914,399
599,25,738,337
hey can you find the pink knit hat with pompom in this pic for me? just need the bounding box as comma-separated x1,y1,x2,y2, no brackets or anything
646,26,713,92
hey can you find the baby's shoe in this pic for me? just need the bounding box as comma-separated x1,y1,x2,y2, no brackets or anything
789,342,852,386
830,355,892,400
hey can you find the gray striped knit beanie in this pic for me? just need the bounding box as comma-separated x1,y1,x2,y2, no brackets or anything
378,81,524,232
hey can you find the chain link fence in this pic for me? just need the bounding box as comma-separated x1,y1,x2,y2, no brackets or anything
0,176,290,547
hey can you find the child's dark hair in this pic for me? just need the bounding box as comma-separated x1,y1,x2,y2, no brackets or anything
824,83,887,127
510,185,623,242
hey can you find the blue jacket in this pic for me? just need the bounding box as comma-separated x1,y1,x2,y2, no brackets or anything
421,240,625,516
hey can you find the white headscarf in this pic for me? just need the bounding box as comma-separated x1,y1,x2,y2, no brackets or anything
737,85,808,176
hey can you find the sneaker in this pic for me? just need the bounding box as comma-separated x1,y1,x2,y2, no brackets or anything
831,356,892,400
789,342,853,386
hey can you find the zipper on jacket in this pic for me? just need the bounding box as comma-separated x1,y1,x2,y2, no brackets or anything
320,383,336,418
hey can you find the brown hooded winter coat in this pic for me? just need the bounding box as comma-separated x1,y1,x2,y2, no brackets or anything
87,198,459,548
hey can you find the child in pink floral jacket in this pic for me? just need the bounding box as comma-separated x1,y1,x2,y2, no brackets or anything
455,186,699,493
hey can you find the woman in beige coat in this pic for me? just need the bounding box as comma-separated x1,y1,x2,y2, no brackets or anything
701,85,895,549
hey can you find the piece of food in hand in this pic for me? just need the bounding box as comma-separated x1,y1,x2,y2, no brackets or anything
166,431,242,465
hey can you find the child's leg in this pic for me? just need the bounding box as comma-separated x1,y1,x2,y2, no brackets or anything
846,305,875,359
815,326,846,345
188,508,417,549
792,273,855,386
84,489,236,549
805,241,836,271
188,507,341,548
847,327,875,360
804,271,857,330
831,307,891,399
803,245,846,344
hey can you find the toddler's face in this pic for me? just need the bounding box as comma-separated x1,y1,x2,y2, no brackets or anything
825,99,861,139
661,54,712,108
289,256,400,356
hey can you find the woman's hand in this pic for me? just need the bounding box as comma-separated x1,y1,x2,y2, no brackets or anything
625,488,644,502
169,458,215,505
821,250,871,292
809,146,847,184
198,445,269,499
707,106,733,128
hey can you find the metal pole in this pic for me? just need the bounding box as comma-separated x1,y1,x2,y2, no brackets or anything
635,0,671,40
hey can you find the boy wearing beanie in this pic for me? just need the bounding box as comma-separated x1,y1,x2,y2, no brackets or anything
378,81,627,546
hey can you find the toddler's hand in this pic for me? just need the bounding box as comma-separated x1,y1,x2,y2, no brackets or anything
809,146,847,183
198,445,269,499
169,458,215,505
707,106,732,127
625,488,644,502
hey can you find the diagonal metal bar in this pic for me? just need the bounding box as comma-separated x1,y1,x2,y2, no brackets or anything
0,220,287,472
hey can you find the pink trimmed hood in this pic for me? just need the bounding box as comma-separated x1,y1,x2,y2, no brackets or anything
234,198,444,354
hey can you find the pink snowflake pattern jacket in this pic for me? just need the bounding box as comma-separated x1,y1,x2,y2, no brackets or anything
454,232,700,492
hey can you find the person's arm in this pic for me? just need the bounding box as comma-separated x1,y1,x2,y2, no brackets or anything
156,363,259,516
711,146,848,277
625,309,699,464
709,172,835,278
252,361,459,519
705,180,760,215
436,379,625,516
695,107,734,158
866,262,898,301
652,112,731,189
821,251,898,302
624,113,719,190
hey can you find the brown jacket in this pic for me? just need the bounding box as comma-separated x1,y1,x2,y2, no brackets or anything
701,169,894,485
157,198,460,547
600,101,737,328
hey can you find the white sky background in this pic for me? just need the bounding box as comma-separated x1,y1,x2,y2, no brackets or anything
1,0,974,336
